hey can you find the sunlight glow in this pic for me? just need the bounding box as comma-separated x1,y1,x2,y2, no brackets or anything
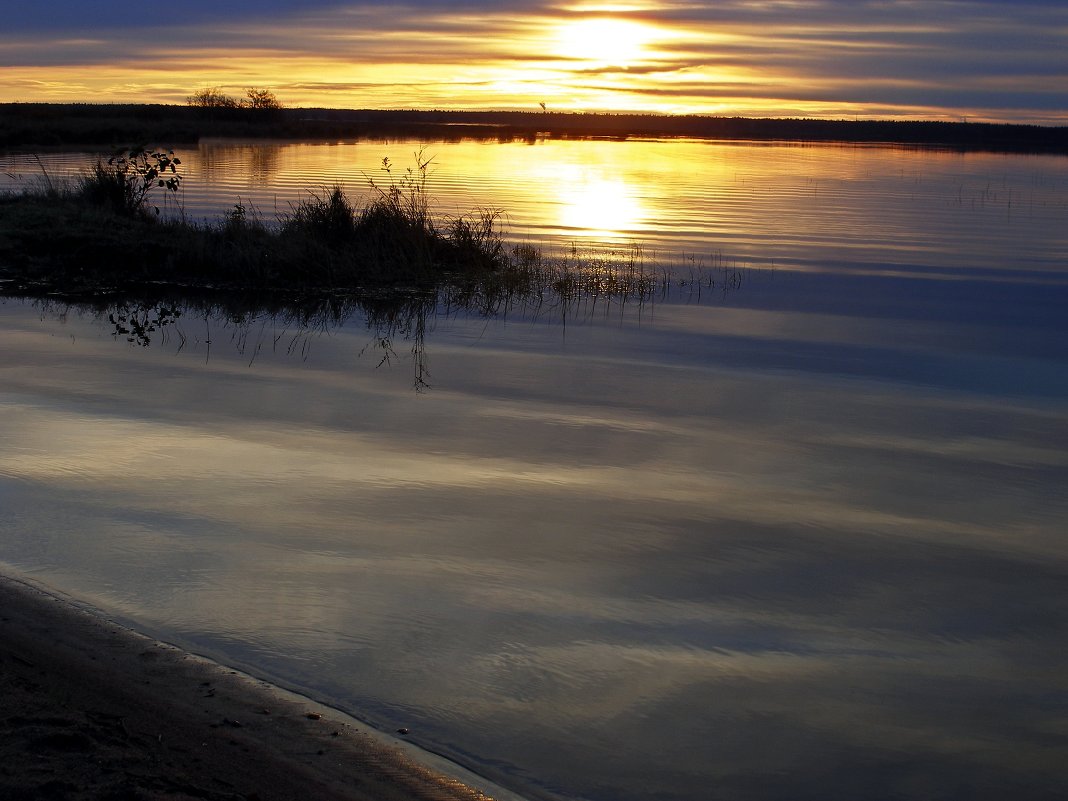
555,18,657,68
556,173,646,238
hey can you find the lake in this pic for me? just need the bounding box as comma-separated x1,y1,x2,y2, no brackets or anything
2,138,1068,801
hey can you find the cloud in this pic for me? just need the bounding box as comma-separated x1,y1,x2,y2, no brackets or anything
1,0,1065,121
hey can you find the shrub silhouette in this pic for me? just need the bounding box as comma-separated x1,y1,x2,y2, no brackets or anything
78,148,182,217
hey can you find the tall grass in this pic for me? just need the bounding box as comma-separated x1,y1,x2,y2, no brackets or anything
262,152,509,282
75,148,183,218
282,186,357,247
77,160,141,216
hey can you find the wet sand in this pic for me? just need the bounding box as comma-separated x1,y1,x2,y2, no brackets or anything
0,573,514,801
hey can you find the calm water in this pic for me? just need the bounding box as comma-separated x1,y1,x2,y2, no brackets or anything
2,139,1068,801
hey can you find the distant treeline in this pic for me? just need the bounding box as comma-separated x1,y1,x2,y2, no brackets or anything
2,103,1066,154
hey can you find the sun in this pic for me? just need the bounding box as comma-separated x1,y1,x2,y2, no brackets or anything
555,18,656,68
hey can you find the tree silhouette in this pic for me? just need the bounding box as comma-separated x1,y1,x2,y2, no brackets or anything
244,88,282,110
187,87,239,108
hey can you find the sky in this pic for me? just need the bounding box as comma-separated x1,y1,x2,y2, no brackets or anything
1,0,1066,123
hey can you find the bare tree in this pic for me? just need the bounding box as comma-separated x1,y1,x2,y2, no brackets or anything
187,87,239,108
243,88,282,110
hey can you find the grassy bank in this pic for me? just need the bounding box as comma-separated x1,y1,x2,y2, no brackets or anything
0,151,523,295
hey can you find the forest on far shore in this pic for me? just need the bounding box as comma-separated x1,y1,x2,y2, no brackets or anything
2,102,1067,153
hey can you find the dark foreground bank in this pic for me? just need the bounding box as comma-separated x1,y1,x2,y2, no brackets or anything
0,572,520,801
0,156,518,295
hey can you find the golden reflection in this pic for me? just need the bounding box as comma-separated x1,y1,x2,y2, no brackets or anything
554,170,646,238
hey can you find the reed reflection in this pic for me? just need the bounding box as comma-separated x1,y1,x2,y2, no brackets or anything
34,247,747,391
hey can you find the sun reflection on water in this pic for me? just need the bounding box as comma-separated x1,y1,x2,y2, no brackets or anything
550,168,647,238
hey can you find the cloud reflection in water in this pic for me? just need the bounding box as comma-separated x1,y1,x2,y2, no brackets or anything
0,269,1066,801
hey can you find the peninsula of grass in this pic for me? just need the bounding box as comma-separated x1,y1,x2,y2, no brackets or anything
0,152,522,297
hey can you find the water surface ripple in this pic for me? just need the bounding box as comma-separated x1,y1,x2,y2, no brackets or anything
1,139,1067,801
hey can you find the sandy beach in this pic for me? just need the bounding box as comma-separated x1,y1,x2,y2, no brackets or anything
0,572,512,801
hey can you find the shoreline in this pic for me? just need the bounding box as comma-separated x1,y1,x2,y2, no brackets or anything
3,104,1067,154
0,570,526,801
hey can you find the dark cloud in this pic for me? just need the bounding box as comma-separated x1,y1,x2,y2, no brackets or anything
4,1,342,31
